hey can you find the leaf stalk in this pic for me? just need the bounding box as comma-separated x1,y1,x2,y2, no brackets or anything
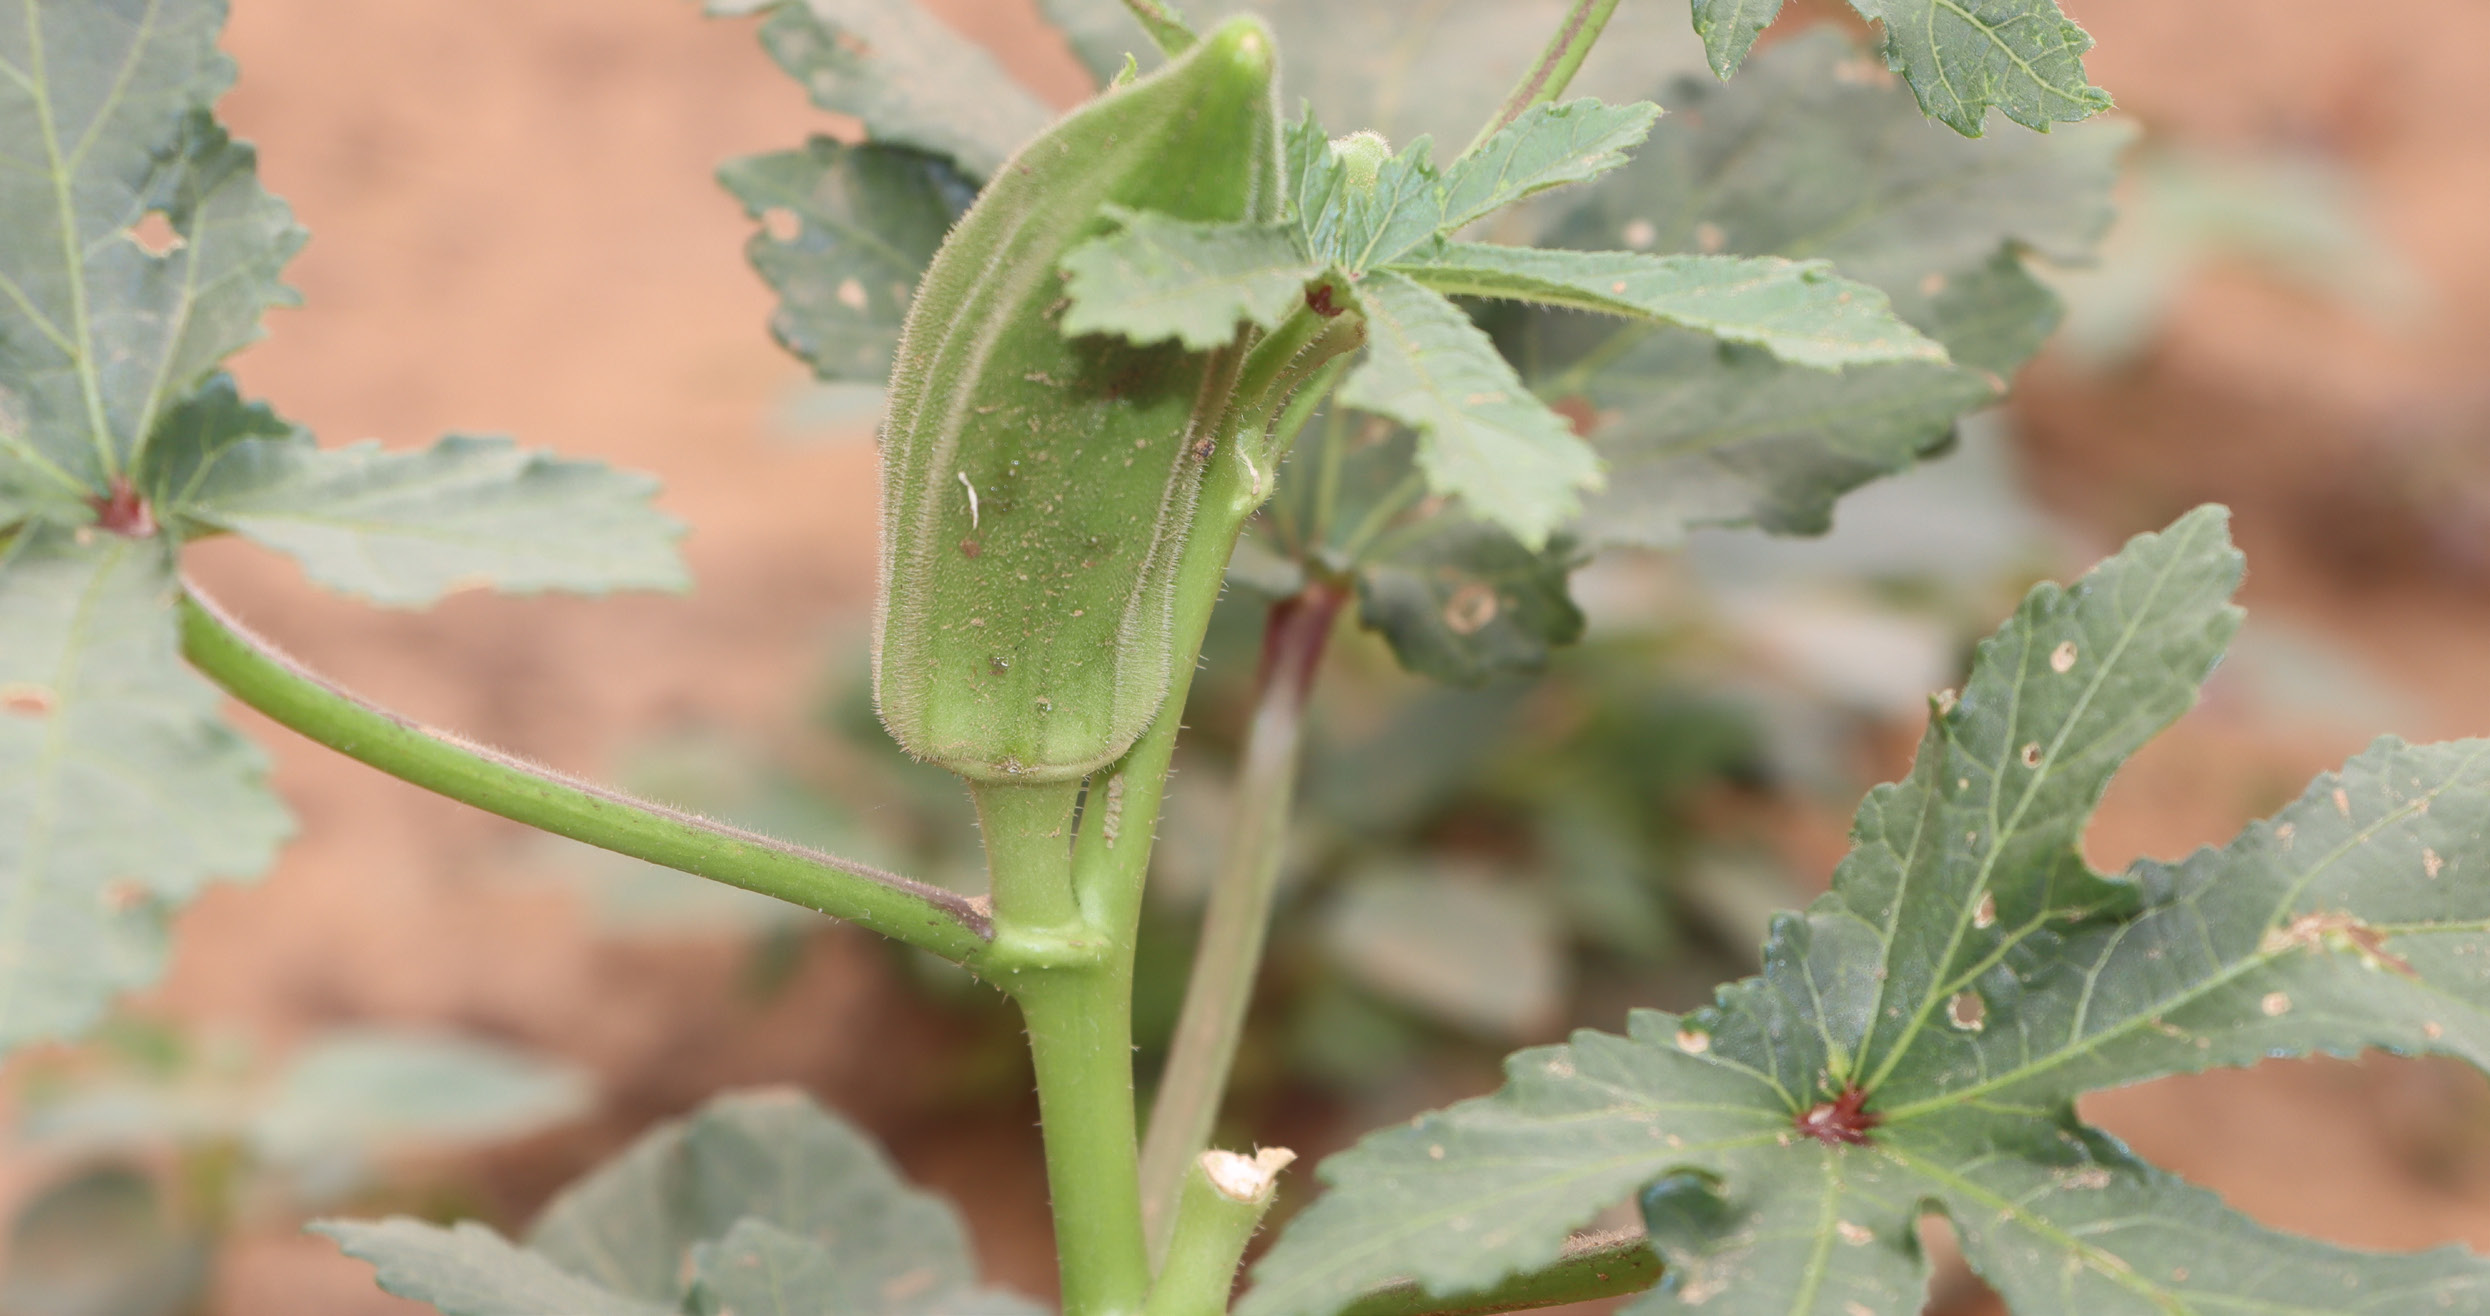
174,588,992,962
1459,0,1626,159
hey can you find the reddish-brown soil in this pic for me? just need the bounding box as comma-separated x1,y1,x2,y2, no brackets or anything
7,1,2490,1313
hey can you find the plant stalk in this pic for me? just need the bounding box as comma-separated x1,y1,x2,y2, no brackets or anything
1013,963,1153,1316
174,588,992,963
1138,576,1347,1258
1143,1149,1294,1316
1459,0,1626,158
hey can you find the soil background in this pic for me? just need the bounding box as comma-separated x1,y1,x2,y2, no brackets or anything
10,1,2490,1312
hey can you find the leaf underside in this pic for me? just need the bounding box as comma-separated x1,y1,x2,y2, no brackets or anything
1244,506,2490,1315
322,1089,1042,1316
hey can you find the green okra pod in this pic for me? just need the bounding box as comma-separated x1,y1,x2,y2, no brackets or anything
875,16,1282,783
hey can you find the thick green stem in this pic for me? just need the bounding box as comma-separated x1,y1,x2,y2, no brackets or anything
1137,578,1346,1258
1459,0,1626,158
175,589,992,963
1014,965,1152,1316
1143,1150,1293,1316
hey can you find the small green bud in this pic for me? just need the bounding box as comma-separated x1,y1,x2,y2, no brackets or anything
874,18,1282,783
1328,130,1392,194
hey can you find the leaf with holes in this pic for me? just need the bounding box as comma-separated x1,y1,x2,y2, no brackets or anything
1242,506,2490,1315
1690,0,2112,136
0,528,289,1059
0,0,302,504
321,1089,1042,1316
724,0,1051,181
719,138,976,383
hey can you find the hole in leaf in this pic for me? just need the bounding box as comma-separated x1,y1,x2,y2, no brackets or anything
761,206,799,242
1947,991,1986,1031
127,210,182,255
0,683,55,716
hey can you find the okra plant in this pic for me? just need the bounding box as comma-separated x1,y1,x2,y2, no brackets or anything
5,0,2487,1313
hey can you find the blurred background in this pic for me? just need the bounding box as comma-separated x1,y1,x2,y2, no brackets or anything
6,0,2490,1313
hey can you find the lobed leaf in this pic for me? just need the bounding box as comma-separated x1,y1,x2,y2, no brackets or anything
318,1220,670,1316
1520,30,2121,551
1335,273,1596,552
1400,243,1944,370
176,435,688,607
1688,0,2111,137
0,528,289,1057
1058,208,1325,350
0,0,303,497
734,0,1052,180
1244,508,2490,1314
1436,99,1664,234
718,138,975,383
324,1090,1037,1316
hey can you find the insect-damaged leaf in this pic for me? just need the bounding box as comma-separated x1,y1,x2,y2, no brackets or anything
724,0,1052,181
0,528,289,1059
1242,508,2490,1314
1691,0,2111,137
321,1090,1040,1316
0,0,302,498
719,139,975,383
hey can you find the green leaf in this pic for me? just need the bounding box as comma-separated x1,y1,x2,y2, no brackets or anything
176,434,687,607
527,1089,1011,1309
317,1220,670,1316
1850,0,2113,136
1354,519,1584,685
1514,31,2122,550
1687,0,2109,136
1059,208,1323,350
1688,0,1783,79
1290,120,1448,274
325,1090,1033,1316
1395,243,1944,370
0,528,288,1058
1437,99,1662,234
1335,272,1595,552
719,138,976,383
1553,31,2125,292
0,0,304,496
1243,507,2490,1315
688,1219,1045,1316
742,0,1053,180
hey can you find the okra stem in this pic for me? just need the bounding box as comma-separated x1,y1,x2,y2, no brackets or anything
1143,1149,1294,1316
174,588,993,962
1461,0,1627,158
1137,577,1345,1259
